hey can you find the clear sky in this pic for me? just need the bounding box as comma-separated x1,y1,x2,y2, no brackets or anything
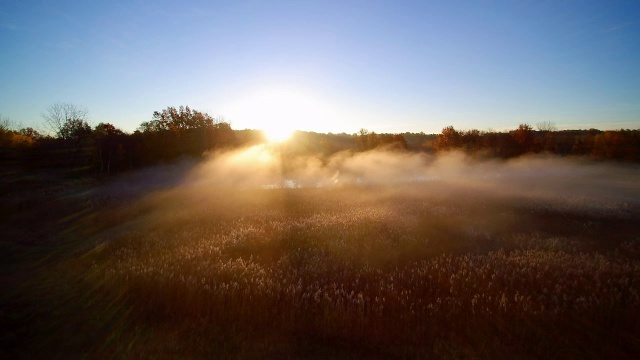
1,0,639,134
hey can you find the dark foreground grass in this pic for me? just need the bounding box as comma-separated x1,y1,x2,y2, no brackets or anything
2,173,640,359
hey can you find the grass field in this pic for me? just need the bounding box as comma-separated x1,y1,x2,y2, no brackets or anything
2,151,640,359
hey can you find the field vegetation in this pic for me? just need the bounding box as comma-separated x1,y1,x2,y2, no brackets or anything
2,147,640,359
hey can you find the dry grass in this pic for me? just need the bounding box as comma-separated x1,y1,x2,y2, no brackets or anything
80,183,640,359
2,156,640,359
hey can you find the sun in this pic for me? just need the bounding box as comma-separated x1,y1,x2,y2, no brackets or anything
224,86,335,142
264,126,295,143
246,88,304,143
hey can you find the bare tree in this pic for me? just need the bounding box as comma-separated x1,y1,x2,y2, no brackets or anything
0,114,15,146
0,114,19,132
42,102,89,139
42,103,93,166
536,121,557,132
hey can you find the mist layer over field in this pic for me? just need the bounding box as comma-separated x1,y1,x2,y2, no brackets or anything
8,147,638,359
123,144,640,213
93,145,640,256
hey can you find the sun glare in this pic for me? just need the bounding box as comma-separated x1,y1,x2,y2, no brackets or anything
264,126,294,143
224,86,339,142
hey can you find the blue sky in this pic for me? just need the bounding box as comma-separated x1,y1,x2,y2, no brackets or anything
1,0,639,134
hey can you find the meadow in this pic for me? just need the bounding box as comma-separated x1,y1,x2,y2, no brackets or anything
2,148,640,359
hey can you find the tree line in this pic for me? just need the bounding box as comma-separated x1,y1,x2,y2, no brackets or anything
1,103,639,181
0,103,236,176
428,123,640,161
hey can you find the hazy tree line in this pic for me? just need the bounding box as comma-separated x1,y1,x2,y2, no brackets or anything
1,103,639,180
356,129,409,151
427,123,640,161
